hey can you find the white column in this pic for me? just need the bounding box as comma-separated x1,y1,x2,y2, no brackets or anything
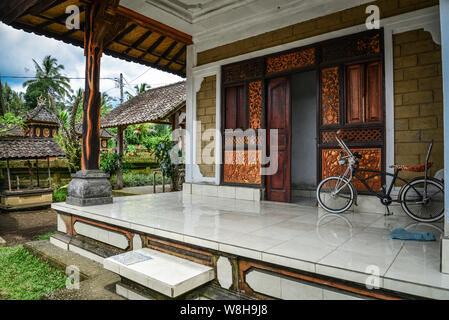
185,45,195,183
440,0,449,274
215,69,222,186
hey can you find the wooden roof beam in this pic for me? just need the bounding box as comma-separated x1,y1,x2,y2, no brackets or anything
138,35,166,60
26,0,63,16
153,40,178,65
107,23,137,45
116,5,192,45
36,6,86,29
165,45,186,69
109,37,185,67
122,30,152,54
1,0,39,24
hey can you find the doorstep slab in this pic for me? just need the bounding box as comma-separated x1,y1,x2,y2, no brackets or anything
104,248,215,298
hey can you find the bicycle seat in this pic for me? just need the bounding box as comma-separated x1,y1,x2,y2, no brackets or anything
389,163,433,172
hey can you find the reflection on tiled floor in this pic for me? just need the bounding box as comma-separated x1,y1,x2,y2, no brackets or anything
53,192,449,298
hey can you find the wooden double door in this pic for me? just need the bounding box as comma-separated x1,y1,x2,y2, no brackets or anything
265,60,383,202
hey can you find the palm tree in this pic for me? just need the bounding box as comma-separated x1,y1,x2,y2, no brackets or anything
100,92,116,116
125,83,151,100
23,55,72,101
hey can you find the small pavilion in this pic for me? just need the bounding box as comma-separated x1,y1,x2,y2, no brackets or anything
0,137,65,210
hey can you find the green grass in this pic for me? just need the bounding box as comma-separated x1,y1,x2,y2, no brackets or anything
52,185,68,202
33,232,56,241
0,246,67,300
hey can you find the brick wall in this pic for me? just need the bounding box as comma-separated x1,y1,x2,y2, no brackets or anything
393,29,443,181
197,0,438,66
196,76,216,178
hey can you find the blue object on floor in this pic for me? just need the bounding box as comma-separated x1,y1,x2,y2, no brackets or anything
390,228,436,241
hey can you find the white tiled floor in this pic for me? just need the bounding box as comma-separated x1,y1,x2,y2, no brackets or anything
53,192,449,299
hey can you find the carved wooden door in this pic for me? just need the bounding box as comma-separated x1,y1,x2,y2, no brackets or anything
266,77,291,202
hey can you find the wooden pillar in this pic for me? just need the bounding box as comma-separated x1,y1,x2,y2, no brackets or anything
36,159,39,187
81,0,120,171
171,114,176,131
27,160,34,187
47,157,51,188
6,159,11,191
117,125,125,189
153,171,157,194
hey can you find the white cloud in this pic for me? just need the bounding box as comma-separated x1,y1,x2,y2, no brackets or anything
0,22,184,102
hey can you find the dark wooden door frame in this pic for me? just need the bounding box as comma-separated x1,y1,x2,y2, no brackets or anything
220,29,386,199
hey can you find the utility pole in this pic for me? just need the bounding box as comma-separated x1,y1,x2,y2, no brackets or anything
0,75,4,116
120,73,124,105
117,74,125,189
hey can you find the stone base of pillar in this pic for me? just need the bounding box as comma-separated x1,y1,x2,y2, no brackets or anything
66,170,113,207
441,237,449,274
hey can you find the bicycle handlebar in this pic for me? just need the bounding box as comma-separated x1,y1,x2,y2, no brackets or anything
335,130,354,158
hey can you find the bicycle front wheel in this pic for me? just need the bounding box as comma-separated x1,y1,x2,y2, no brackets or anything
400,178,445,223
317,176,355,214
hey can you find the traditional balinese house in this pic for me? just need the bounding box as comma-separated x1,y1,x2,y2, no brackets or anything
5,98,115,151
0,137,65,210
0,99,65,209
74,124,115,153
24,101,60,138
101,81,186,189
1,97,60,139
3,0,449,300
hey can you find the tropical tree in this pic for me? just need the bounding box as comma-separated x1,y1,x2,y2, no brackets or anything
68,88,84,122
125,83,151,100
49,88,115,172
100,92,116,116
0,113,26,137
48,94,82,173
23,55,72,110
142,131,183,191
1,80,26,115
69,89,115,123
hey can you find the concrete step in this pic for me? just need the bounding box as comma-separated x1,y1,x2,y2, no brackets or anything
104,248,215,298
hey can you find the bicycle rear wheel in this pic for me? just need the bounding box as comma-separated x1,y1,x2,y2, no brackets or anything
400,178,444,222
317,176,355,214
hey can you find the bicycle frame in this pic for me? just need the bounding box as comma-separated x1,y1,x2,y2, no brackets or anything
351,168,409,203
332,131,430,204
321,131,443,220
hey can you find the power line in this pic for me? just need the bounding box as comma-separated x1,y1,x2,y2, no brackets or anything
0,75,117,80
128,67,151,84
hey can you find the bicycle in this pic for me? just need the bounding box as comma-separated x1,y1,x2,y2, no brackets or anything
316,130,444,222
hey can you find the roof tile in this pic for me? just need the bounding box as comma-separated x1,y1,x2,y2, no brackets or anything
101,81,186,128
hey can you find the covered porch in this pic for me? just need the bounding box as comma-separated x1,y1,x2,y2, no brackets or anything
52,191,447,299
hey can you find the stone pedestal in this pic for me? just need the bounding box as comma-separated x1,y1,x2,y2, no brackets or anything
66,170,113,206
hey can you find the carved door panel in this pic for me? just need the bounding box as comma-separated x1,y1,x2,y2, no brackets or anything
346,64,365,124
266,77,291,202
346,60,383,124
225,85,245,130
366,61,382,122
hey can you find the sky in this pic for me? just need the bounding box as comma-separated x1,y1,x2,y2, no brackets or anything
0,22,184,106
